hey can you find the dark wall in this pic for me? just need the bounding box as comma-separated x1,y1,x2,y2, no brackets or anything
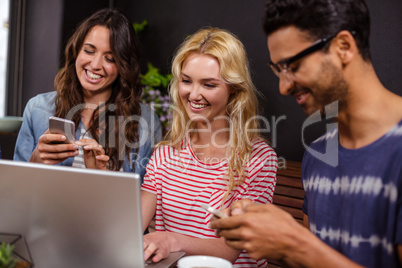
61,0,110,64
7,0,402,162
22,0,63,108
367,1,402,93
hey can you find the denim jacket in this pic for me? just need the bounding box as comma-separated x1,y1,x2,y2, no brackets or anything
14,91,162,180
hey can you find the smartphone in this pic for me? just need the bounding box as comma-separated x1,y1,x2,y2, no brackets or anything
200,204,228,219
48,116,76,144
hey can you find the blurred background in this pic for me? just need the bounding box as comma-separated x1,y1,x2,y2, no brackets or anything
1,0,401,163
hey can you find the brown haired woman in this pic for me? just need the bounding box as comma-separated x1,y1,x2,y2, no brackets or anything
14,8,161,178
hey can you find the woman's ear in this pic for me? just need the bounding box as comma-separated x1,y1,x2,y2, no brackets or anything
229,85,236,95
334,30,357,64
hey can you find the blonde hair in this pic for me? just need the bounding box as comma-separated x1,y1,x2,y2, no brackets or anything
163,27,261,203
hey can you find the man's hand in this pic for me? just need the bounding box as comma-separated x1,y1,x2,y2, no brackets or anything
211,202,303,261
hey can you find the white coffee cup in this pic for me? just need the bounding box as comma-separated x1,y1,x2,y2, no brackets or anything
177,255,233,268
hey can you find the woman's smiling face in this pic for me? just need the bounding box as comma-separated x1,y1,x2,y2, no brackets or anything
178,53,231,125
75,25,118,102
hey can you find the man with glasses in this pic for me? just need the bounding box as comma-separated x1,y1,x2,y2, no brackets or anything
211,0,402,267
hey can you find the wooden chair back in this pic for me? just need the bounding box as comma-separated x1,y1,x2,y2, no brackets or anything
273,160,304,223
268,161,304,267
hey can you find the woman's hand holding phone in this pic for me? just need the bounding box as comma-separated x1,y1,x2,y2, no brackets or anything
30,116,109,170
29,117,79,164
29,129,79,164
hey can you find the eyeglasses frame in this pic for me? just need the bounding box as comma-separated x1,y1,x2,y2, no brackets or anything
268,31,356,77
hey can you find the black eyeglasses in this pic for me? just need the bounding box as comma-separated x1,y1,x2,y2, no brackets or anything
268,31,349,78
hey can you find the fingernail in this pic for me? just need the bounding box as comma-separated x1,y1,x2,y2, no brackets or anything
231,208,243,215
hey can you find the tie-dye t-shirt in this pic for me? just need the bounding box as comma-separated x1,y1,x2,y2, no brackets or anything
302,120,402,267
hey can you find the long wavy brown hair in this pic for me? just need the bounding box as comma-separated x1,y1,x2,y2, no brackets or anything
54,8,142,170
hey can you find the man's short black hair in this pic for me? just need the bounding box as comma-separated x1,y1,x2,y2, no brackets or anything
263,0,371,61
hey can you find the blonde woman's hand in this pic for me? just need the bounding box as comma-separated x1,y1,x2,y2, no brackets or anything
143,232,176,263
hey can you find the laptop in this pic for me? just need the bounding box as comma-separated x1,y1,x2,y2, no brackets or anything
0,159,184,268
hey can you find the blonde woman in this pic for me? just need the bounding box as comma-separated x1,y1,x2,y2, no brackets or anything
141,28,277,267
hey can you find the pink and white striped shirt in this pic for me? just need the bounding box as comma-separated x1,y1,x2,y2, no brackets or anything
142,138,277,267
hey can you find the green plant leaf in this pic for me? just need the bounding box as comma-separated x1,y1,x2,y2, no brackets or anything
133,19,148,33
140,63,172,88
135,19,172,135
0,242,18,268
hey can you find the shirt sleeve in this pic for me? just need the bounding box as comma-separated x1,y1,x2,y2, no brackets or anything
301,151,309,215
394,166,402,245
130,104,162,178
13,99,37,161
141,150,158,194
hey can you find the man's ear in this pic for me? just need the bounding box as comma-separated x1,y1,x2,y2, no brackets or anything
333,30,357,64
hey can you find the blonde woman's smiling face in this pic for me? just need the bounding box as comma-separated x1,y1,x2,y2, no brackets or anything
179,53,231,125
